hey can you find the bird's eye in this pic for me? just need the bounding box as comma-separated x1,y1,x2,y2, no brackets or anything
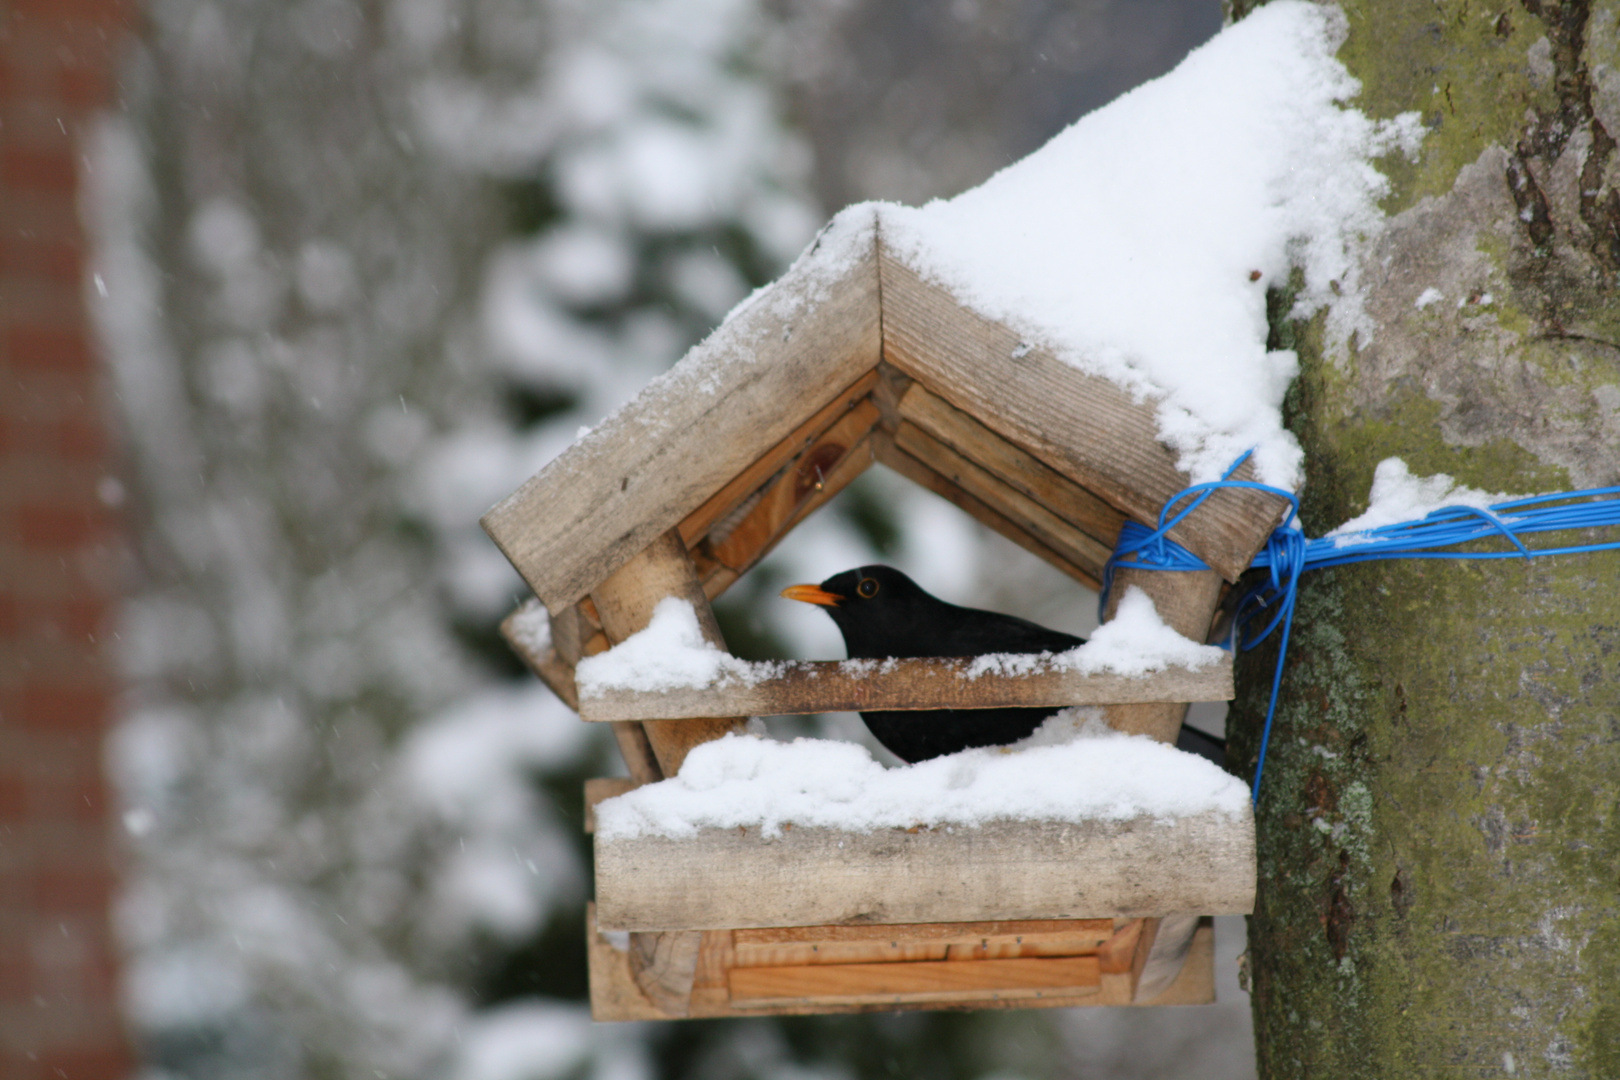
857,578,879,598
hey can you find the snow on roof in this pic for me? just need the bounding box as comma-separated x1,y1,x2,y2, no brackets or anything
593,717,1250,842
875,0,1420,490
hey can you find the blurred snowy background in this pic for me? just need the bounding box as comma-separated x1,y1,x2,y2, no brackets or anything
87,0,1253,1076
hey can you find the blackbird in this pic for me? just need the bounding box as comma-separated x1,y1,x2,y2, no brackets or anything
780,565,1086,763
781,565,1227,766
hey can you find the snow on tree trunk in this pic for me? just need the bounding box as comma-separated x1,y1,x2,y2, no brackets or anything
1227,1,1620,1076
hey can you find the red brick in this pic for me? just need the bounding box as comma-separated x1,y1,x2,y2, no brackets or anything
57,66,111,112
6,685,111,735
31,1047,131,1080
0,774,25,821
53,417,106,461
8,0,134,29
32,867,115,911
13,504,104,549
4,327,92,373
0,234,84,284
0,147,77,192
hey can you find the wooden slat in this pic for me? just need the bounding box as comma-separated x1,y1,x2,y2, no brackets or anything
595,812,1256,932
878,247,1290,580
485,211,883,614
873,433,1100,590
705,402,880,572
584,778,639,834
577,654,1232,723
893,420,1113,577
588,905,1192,1020
728,954,1101,1008
679,371,878,547
731,919,1115,968
500,600,579,711
897,382,1126,546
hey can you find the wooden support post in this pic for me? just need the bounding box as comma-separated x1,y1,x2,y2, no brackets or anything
590,529,748,777
588,528,749,1016
1099,565,1225,745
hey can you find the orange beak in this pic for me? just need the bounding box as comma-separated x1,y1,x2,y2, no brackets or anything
780,583,843,607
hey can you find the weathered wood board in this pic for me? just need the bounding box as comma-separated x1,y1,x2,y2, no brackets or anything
578,654,1231,723
483,210,883,614
586,904,1217,1020
877,247,1290,580
595,811,1255,932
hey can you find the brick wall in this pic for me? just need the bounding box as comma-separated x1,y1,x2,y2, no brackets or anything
0,1,135,1076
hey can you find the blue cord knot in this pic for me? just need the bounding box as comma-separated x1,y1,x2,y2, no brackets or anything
1100,460,1620,806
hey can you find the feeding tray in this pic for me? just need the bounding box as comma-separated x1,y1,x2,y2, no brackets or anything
481,205,1293,1019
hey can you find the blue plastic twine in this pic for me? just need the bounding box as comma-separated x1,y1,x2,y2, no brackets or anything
1100,457,1620,804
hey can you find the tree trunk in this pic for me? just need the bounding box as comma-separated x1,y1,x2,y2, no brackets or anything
1228,2,1620,1076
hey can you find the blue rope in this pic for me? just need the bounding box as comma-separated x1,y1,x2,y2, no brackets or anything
1100,463,1620,804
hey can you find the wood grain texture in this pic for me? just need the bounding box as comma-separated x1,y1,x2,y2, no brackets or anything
584,778,639,834
679,371,878,548
727,954,1102,1008
484,213,883,614
873,433,1100,589
731,919,1117,968
1099,564,1226,744
500,600,579,711
589,530,747,776
578,654,1233,723
897,382,1127,546
595,811,1255,932
893,420,1113,577
586,905,1215,1020
877,248,1289,580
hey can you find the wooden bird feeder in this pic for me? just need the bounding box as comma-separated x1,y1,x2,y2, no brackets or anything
482,206,1293,1020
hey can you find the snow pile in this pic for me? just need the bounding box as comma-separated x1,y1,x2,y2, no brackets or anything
967,586,1224,679
595,721,1249,841
876,0,1420,489
1329,458,1517,543
575,597,784,693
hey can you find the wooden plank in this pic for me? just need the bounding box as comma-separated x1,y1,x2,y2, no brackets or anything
728,954,1101,1008
872,433,1100,590
588,904,1182,1020
897,382,1127,547
595,811,1255,932
679,370,879,548
584,778,639,834
577,654,1232,723
878,247,1290,580
731,919,1115,968
485,211,883,614
893,420,1113,577
705,402,880,573
500,600,580,711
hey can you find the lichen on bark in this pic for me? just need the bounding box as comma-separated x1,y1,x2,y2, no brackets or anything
1230,2,1620,1076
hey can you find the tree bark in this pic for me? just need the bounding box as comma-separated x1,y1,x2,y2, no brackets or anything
1228,2,1620,1076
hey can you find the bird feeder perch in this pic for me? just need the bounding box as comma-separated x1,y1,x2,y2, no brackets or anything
483,205,1294,1020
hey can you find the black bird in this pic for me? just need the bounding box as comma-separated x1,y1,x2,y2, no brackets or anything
782,565,1227,766
780,565,1086,763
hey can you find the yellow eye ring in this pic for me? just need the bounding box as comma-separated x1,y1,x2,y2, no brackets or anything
856,578,879,598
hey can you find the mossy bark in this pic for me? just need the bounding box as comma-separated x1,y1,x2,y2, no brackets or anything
1226,2,1620,1076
